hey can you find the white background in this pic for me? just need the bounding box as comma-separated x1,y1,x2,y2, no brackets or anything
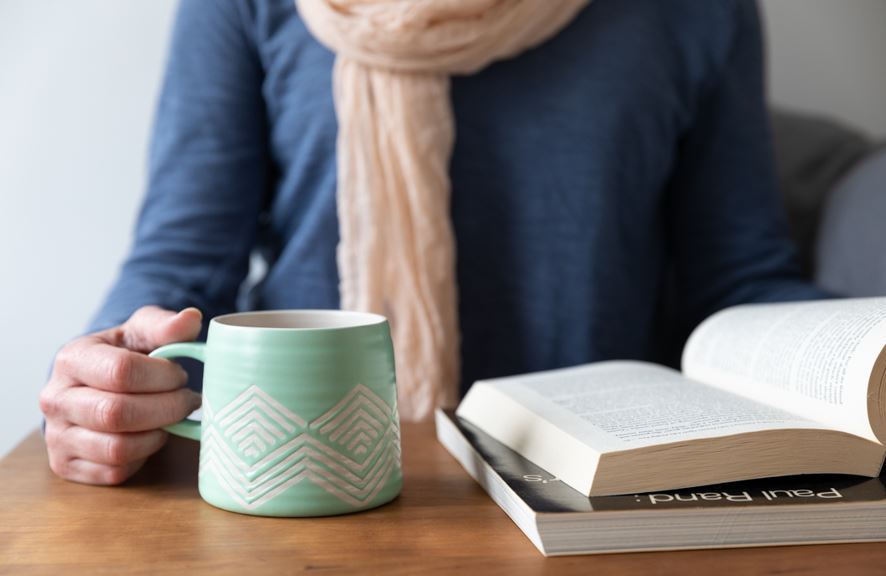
0,0,179,457
1,0,885,458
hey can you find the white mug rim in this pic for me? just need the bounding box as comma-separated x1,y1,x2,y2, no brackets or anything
211,309,387,331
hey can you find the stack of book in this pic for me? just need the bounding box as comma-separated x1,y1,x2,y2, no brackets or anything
437,298,886,555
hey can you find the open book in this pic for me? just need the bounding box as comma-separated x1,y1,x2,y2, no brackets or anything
455,298,886,496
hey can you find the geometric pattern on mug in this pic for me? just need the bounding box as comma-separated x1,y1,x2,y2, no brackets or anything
199,383,401,510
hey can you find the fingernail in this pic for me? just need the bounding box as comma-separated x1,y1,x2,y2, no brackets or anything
188,391,203,409
177,307,203,320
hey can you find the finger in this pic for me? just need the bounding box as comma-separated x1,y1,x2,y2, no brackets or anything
55,338,188,393
118,306,203,353
59,386,202,433
39,377,82,423
58,426,168,467
56,457,147,486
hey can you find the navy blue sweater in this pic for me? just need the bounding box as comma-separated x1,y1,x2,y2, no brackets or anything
91,0,827,394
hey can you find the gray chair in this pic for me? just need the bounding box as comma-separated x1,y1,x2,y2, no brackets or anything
771,108,886,296
816,148,886,296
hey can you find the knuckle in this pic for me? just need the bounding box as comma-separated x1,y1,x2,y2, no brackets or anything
103,466,130,486
128,306,162,329
103,436,130,465
100,326,125,348
94,396,129,431
52,344,76,376
39,387,60,417
134,305,159,319
43,422,62,449
47,454,72,480
106,352,134,391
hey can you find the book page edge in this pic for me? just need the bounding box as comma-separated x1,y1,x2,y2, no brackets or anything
456,384,601,496
433,409,547,555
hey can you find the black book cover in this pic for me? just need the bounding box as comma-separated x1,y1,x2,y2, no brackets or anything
445,411,886,513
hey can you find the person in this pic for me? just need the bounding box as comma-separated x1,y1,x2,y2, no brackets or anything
39,0,828,486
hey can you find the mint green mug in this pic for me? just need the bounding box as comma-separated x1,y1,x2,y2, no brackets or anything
149,310,402,517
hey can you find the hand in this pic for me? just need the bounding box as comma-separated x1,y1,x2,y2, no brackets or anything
40,306,203,485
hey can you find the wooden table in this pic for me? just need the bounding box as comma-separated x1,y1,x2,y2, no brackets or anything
2,423,886,575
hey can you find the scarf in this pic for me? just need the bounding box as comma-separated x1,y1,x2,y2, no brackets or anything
296,0,589,420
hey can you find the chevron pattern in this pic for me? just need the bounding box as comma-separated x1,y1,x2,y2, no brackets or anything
199,384,400,510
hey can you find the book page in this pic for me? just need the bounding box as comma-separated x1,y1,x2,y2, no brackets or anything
682,298,886,442
463,361,827,454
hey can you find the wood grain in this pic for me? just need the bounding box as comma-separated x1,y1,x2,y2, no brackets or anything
1,423,885,575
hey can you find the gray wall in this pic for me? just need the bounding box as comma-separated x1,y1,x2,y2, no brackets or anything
1,1,884,458
761,0,886,138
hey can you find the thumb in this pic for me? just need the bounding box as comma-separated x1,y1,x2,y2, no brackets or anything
120,305,203,353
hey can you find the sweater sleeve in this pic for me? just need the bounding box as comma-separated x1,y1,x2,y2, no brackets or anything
666,0,832,337
88,0,268,332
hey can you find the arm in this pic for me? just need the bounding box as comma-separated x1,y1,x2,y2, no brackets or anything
41,0,269,485
666,0,831,337
90,0,268,331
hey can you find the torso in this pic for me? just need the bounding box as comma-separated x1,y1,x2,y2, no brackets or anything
245,0,741,390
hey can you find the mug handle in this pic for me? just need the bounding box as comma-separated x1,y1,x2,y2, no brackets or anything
149,342,207,441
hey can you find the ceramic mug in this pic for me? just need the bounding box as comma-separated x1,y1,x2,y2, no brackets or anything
149,310,402,517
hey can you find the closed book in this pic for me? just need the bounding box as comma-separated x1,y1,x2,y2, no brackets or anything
436,409,886,556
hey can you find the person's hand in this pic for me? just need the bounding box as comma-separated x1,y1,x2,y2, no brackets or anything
39,306,203,485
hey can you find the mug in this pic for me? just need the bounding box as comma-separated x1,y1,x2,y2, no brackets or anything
149,310,402,517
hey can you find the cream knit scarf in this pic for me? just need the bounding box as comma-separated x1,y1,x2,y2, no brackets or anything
296,0,589,421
